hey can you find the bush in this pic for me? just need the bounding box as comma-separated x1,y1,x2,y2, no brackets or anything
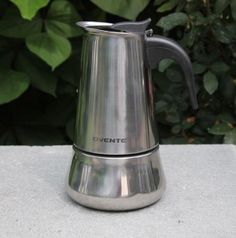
0,0,235,145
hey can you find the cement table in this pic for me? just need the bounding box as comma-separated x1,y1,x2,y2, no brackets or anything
0,145,235,238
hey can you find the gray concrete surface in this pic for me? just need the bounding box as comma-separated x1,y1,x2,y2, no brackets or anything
0,145,235,238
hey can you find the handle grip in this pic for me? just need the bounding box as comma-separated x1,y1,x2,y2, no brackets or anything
146,35,198,109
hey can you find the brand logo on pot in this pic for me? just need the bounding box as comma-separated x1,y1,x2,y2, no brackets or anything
93,137,128,143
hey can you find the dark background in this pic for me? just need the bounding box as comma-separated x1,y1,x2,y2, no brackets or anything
0,0,236,145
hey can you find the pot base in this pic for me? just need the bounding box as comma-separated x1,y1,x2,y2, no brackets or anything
66,147,165,211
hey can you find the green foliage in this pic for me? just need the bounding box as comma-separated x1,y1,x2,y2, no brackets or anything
0,0,236,145
156,0,178,13
203,71,218,95
90,0,150,20
10,0,50,20
157,12,188,31
26,32,71,69
46,0,82,37
0,8,42,38
0,69,29,104
16,52,58,96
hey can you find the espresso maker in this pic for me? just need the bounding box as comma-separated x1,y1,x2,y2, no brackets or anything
66,19,198,210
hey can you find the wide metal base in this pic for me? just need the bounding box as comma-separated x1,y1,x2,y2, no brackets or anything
66,147,166,211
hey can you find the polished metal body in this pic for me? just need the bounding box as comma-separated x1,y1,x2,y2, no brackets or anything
66,19,198,211
67,147,165,210
74,28,158,155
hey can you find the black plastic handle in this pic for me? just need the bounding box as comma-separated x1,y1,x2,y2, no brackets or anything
146,35,198,109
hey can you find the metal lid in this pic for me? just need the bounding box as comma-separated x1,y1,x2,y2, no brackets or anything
77,19,151,34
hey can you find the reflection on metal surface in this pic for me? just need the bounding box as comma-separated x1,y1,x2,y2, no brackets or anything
74,28,158,155
121,174,128,197
66,19,198,210
66,20,178,210
66,148,165,211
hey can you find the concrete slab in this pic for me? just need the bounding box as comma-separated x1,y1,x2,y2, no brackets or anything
0,145,235,238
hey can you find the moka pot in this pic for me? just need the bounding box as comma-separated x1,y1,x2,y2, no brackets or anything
66,19,198,211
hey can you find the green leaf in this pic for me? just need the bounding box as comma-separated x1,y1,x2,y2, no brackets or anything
214,0,230,14
0,69,30,104
90,0,150,20
157,0,178,13
46,21,82,38
231,0,236,20
224,129,236,144
155,100,169,113
154,0,166,6
26,32,71,69
212,21,232,44
203,71,218,95
190,12,207,26
192,62,207,74
193,43,218,64
16,52,58,96
182,27,199,47
46,0,82,38
47,0,80,23
157,12,188,31
210,62,230,73
217,113,236,124
166,105,180,123
0,8,42,38
171,124,181,134
208,123,232,135
158,59,174,72
166,67,183,82
10,0,49,20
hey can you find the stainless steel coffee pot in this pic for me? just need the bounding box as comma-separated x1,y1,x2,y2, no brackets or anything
66,19,198,210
